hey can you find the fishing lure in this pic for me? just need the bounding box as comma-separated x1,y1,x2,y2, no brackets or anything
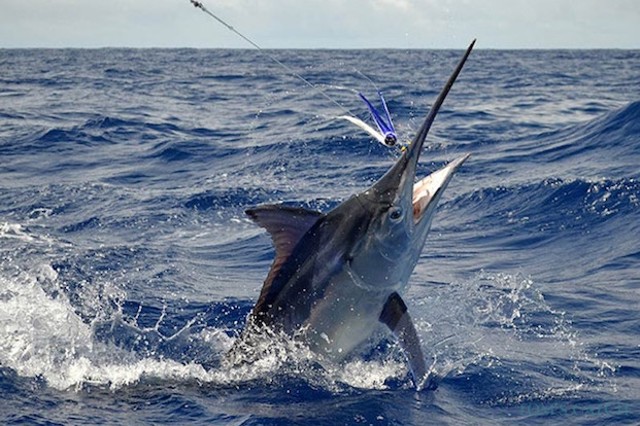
339,92,398,147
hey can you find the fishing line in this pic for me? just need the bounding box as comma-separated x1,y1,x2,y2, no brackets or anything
189,0,356,118
355,69,382,93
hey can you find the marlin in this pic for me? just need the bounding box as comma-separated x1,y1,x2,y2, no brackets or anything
235,40,475,390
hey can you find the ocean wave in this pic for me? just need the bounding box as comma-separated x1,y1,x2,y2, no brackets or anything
451,176,639,233
515,101,640,173
2,47,640,423
437,175,640,282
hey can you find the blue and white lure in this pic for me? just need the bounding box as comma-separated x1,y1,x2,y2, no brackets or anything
340,91,398,147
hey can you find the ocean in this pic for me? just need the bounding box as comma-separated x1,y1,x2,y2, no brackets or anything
0,47,639,425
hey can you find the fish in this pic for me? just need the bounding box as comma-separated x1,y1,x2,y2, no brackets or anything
234,40,475,390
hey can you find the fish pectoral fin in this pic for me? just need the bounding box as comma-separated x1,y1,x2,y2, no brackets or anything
379,292,433,390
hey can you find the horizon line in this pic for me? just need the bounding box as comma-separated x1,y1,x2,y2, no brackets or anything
1,45,638,51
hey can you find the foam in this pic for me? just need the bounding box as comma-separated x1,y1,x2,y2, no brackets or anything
415,271,616,396
0,263,404,391
0,266,213,390
0,260,606,393
0,266,94,389
1,222,35,242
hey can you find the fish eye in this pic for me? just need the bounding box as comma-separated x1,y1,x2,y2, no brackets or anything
388,206,403,221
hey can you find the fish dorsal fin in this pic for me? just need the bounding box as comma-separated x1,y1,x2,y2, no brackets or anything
246,205,325,313
246,205,324,257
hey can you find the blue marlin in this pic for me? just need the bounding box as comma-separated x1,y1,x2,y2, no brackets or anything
236,40,475,390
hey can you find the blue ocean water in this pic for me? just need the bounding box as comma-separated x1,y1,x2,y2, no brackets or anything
0,47,639,425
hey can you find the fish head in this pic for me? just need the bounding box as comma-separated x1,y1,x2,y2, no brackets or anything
345,40,475,292
347,151,469,291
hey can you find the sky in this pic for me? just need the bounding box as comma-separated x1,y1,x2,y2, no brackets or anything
1,0,638,49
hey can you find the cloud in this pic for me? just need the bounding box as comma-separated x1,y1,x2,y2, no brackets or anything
0,0,638,48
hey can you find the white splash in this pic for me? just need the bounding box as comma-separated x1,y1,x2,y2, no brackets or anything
0,249,603,395
0,263,406,391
